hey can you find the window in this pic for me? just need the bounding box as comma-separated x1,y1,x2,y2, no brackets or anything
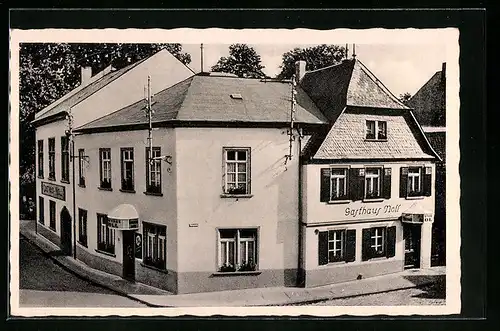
78,208,87,246
97,213,115,254
365,168,381,199
48,138,56,180
143,222,166,270
330,168,348,200
408,167,422,196
223,148,250,195
362,226,396,261
318,229,356,265
146,147,162,194
78,149,86,187
328,230,345,262
366,120,387,140
37,140,44,178
38,196,44,224
121,148,134,191
61,136,70,182
99,148,112,189
49,200,56,230
399,166,432,198
218,229,257,272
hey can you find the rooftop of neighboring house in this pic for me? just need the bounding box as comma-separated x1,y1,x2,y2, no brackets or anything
75,73,328,132
407,63,446,127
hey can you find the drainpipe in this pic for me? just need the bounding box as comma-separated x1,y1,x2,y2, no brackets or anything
297,126,305,287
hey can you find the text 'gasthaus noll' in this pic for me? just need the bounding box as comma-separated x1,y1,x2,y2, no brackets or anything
345,204,401,218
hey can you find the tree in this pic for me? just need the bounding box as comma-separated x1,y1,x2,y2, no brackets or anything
276,44,346,80
211,44,266,78
18,43,191,218
399,92,412,105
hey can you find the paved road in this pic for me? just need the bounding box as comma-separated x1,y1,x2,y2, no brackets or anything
306,278,446,306
19,237,146,307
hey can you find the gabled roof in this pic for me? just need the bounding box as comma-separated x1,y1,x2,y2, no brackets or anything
33,58,147,125
300,59,408,123
75,74,328,131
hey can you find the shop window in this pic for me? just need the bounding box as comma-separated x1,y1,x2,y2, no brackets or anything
362,226,396,261
218,229,257,272
61,136,70,182
366,120,387,140
318,229,356,265
78,208,87,247
400,166,432,198
97,213,115,254
145,147,162,194
99,148,112,189
48,138,56,180
142,222,166,270
78,149,86,187
49,200,56,230
120,148,134,192
38,196,44,225
37,140,44,178
223,148,251,195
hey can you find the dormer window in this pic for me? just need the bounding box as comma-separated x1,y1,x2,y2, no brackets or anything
366,120,387,140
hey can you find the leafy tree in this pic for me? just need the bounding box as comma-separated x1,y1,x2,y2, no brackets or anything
18,43,191,218
277,44,346,80
211,44,266,78
399,92,412,105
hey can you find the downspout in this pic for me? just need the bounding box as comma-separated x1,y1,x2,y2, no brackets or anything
297,126,305,287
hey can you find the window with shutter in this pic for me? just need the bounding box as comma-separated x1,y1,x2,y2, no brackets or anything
383,168,392,199
386,226,397,258
423,167,432,196
320,168,331,202
349,168,364,201
345,229,356,262
400,167,408,198
362,228,372,261
318,231,329,265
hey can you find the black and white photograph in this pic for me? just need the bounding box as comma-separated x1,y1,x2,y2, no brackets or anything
9,27,460,316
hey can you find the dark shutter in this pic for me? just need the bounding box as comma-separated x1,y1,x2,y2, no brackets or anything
361,228,372,261
383,168,392,199
345,229,356,262
386,226,397,258
400,167,408,198
318,231,329,265
423,166,432,196
320,168,331,202
349,168,364,201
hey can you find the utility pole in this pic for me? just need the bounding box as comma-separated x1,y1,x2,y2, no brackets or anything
146,76,153,164
200,43,204,73
67,109,77,259
285,74,297,165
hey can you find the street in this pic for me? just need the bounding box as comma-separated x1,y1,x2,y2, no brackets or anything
19,237,146,307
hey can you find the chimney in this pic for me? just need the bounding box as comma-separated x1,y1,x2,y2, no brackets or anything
81,66,92,86
441,62,446,84
295,60,306,83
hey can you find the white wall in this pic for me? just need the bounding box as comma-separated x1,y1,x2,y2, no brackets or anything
175,127,300,273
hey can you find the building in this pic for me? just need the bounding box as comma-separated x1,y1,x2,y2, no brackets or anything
32,51,440,294
407,63,446,266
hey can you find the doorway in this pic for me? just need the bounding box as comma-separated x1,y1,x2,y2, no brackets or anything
403,223,421,269
122,230,136,281
60,207,72,256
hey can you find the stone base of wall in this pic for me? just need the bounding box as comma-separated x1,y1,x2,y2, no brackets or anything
176,268,298,294
76,245,122,278
38,225,60,247
304,259,404,288
135,261,178,294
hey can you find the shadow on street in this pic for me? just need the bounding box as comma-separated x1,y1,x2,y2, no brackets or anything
403,274,446,300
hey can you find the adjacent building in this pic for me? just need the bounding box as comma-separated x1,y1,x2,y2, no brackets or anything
32,51,440,294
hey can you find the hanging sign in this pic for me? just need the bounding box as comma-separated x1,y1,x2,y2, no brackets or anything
108,218,139,230
135,232,142,259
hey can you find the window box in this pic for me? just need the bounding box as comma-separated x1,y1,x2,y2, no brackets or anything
220,194,253,199
212,271,262,277
119,188,136,194
60,179,70,184
144,191,163,197
98,186,113,191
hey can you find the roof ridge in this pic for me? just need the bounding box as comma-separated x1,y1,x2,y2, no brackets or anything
354,59,409,109
303,59,353,76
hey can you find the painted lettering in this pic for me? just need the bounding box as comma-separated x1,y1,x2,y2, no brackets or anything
345,204,402,219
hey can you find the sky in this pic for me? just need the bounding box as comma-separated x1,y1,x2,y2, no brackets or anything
181,43,448,97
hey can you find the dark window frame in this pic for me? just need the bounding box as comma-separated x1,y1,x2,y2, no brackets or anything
99,148,112,189
37,140,44,178
48,138,56,180
78,149,86,187
78,208,88,247
97,213,115,254
142,222,167,270
49,200,56,230
38,196,44,224
61,136,70,182
120,147,135,192
145,147,162,194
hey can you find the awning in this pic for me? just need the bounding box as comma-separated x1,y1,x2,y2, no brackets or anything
107,204,139,230
401,202,433,224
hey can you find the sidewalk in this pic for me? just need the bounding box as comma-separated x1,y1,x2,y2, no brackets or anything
20,220,445,307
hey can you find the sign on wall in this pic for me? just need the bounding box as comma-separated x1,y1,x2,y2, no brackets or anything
135,232,142,259
41,182,66,201
108,218,139,230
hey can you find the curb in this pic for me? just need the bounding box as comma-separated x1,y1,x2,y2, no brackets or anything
20,232,167,308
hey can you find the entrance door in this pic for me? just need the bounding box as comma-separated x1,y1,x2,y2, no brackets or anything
122,230,135,281
60,207,72,256
403,224,421,269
